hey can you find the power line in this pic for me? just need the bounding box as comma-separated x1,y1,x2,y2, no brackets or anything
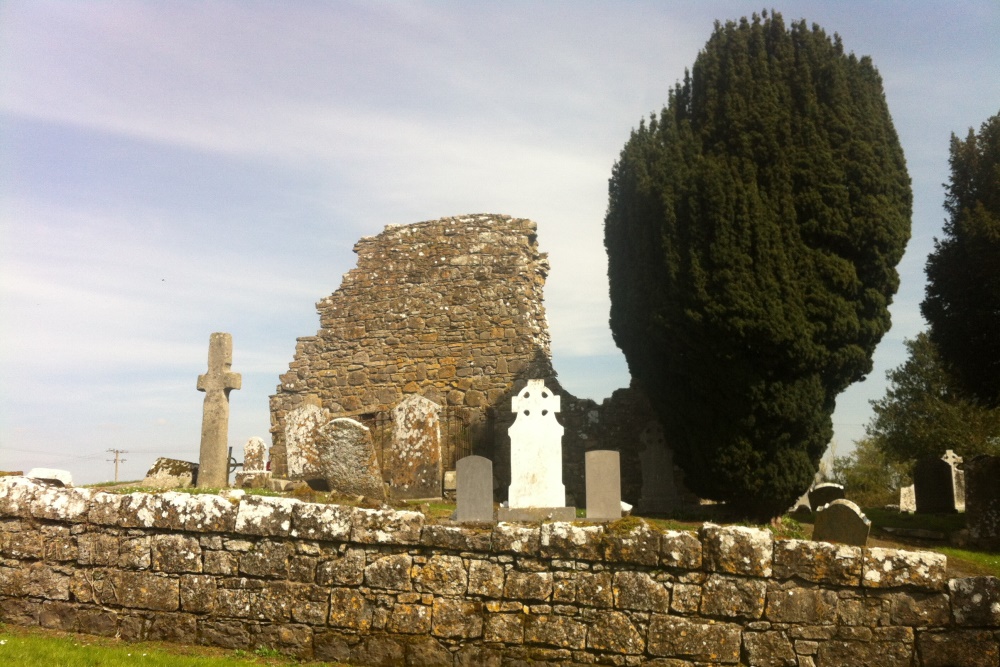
106,449,128,483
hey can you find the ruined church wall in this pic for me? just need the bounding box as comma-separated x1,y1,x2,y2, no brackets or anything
2,477,998,667
269,214,554,478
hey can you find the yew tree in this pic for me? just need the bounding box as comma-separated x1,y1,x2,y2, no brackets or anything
604,12,911,520
922,110,1000,407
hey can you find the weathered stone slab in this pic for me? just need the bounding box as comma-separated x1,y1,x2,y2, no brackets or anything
350,508,423,545
196,332,241,488
812,499,871,546
899,484,916,513
815,639,913,667
456,455,494,523
491,523,540,555
30,484,93,523
950,577,1000,627
284,400,328,482
584,609,644,654
808,482,845,510
386,394,442,499
772,539,862,586
862,547,947,590
613,570,669,612
918,630,999,667
585,450,622,521
234,437,270,489
234,495,298,536
701,573,766,619
602,520,660,566
965,455,1000,550
143,458,198,489
660,529,703,570
701,523,773,577
540,522,604,561
317,418,386,500
291,502,354,542
647,614,742,662
764,581,838,623
914,455,957,513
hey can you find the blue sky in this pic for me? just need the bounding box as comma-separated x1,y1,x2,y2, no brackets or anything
1,1,998,484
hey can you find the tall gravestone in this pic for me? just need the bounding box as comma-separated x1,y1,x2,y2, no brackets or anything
899,484,917,513
813,499,871,546
499,380,575,521
235,436,270,489
914,452,963,513
941,449,966,512
586,450,622,521
965,455,1000,550
456,455,494,523
196,332,241,488
318,418,386,500
808,483,846,511
284,398,328,483
386,394,442,499
637,421,679,513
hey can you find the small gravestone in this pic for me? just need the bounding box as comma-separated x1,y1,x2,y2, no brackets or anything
284,398,328,483
914,456,957,513
586,450,622,521
499,380,575,521
812,499,871,546
26,468,73,487
196,332,241,488
456,455,494,523
637,421,679,513
808,482,845,511
965,455,1000,551
941,449,966,512
235,437,271,489
900,484,916,513
386,395,442,499
318,418,386,500
142,458,198,489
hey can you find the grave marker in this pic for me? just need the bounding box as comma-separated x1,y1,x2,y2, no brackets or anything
637,421,679,513
899,484,916,513
586,450,622,521
196,332,241,488
965,455,1000,550
235,437,271,489
284,398,328,483
387,395,442,499
812,499,871,546
318,418,386,500
456,455,494,523
808,482,845,511
914,456,957,513
941,449,966,512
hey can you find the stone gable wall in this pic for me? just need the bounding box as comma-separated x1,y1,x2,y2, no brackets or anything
2,477,998,666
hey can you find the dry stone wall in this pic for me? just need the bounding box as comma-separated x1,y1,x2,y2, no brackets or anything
2,476,998,666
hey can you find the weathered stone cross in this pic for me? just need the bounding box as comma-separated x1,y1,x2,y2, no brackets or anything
196,332,241,488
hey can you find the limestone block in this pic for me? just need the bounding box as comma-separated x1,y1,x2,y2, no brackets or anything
386,603,432,634
583,609,645,654
601,520,660,566
701,573,766,619
670,582,701,614
861,547,947,590
316,548,365,587
503,570,553,601
815,639,913,667
467,559,504,598
364,553,413,591
660,529,703,570
420,524,492,551
764,581,838,624
950,577,1000,627
328,587,372,631
413,554,467,596
142,458,198,489
701,523,773,577
238,540,293,578
491,523,540,554
647,614,742,662
0,476,40,518
179,574,216,613
540,522,604,561
888,590,951,627
30,485,93,523
612,570,669,612
576,571,613,608
523,614,586,650
234,495,298,537
772,538,862,586
350,508,424,545
290,502,354,542
917,630,999,667
742,630,797,667
484,612,525,644
431,598,483,639
110,571,179,611
151,534,203,573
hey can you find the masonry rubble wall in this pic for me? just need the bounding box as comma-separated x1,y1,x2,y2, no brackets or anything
267,213,688,507
3,476,997,667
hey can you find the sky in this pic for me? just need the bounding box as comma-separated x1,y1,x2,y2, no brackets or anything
1,1,998,485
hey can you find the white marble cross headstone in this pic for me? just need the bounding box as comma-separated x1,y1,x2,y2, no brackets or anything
507,379,566,509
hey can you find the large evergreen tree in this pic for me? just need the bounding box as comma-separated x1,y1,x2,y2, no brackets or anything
604,12,911,520
921,110,1000,407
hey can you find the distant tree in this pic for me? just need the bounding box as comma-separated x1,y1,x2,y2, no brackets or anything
604,12,912,520
866,332,1000,462
831,437,910,509
922,110,1000,406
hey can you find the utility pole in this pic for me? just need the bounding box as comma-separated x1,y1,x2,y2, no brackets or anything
106,449,127,483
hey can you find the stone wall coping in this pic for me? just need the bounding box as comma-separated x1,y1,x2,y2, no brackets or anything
0,477,967,592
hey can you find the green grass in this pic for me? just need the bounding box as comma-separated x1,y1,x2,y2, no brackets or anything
863,507,966,533
0,625,347,666
935,547,1000,577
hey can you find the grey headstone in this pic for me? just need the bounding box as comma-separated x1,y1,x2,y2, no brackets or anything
317,418,386,500
812,499,871,547
965,455,1000,550
387,394,442,499
586,450,622,521
808,482,845,511
234,437,271,489
284,399,328,483
142,458,197,489
914,456,957,513
196,332,241,488
637,421,680,513
899,484,916,513
456,455,493,523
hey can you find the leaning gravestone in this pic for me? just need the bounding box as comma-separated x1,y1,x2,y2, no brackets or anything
808,482,846,511
456,455,494,523
637,421,679,513
586,450,622,521
965,455,1000,551
142,458,198,489
386,394,442,499
234,437,271,489
196,332,241,488
899,484,917,513
914,456,957,513
317,418,386,500
812,499,871,546
284,398,329,483
499,379,575,521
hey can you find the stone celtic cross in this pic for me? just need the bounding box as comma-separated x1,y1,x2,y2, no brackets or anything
196,332,241,488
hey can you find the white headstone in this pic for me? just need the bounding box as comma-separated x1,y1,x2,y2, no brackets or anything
942,449,966,512
507,380,566,509
900,484,916,513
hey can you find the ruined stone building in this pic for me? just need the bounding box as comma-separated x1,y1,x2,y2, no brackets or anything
270,214,689,507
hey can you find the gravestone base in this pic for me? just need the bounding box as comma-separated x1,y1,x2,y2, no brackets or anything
235,471,272,489
497,506,576,522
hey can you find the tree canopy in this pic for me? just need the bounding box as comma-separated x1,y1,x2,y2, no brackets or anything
922,110,1000,407
604,12,911,520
